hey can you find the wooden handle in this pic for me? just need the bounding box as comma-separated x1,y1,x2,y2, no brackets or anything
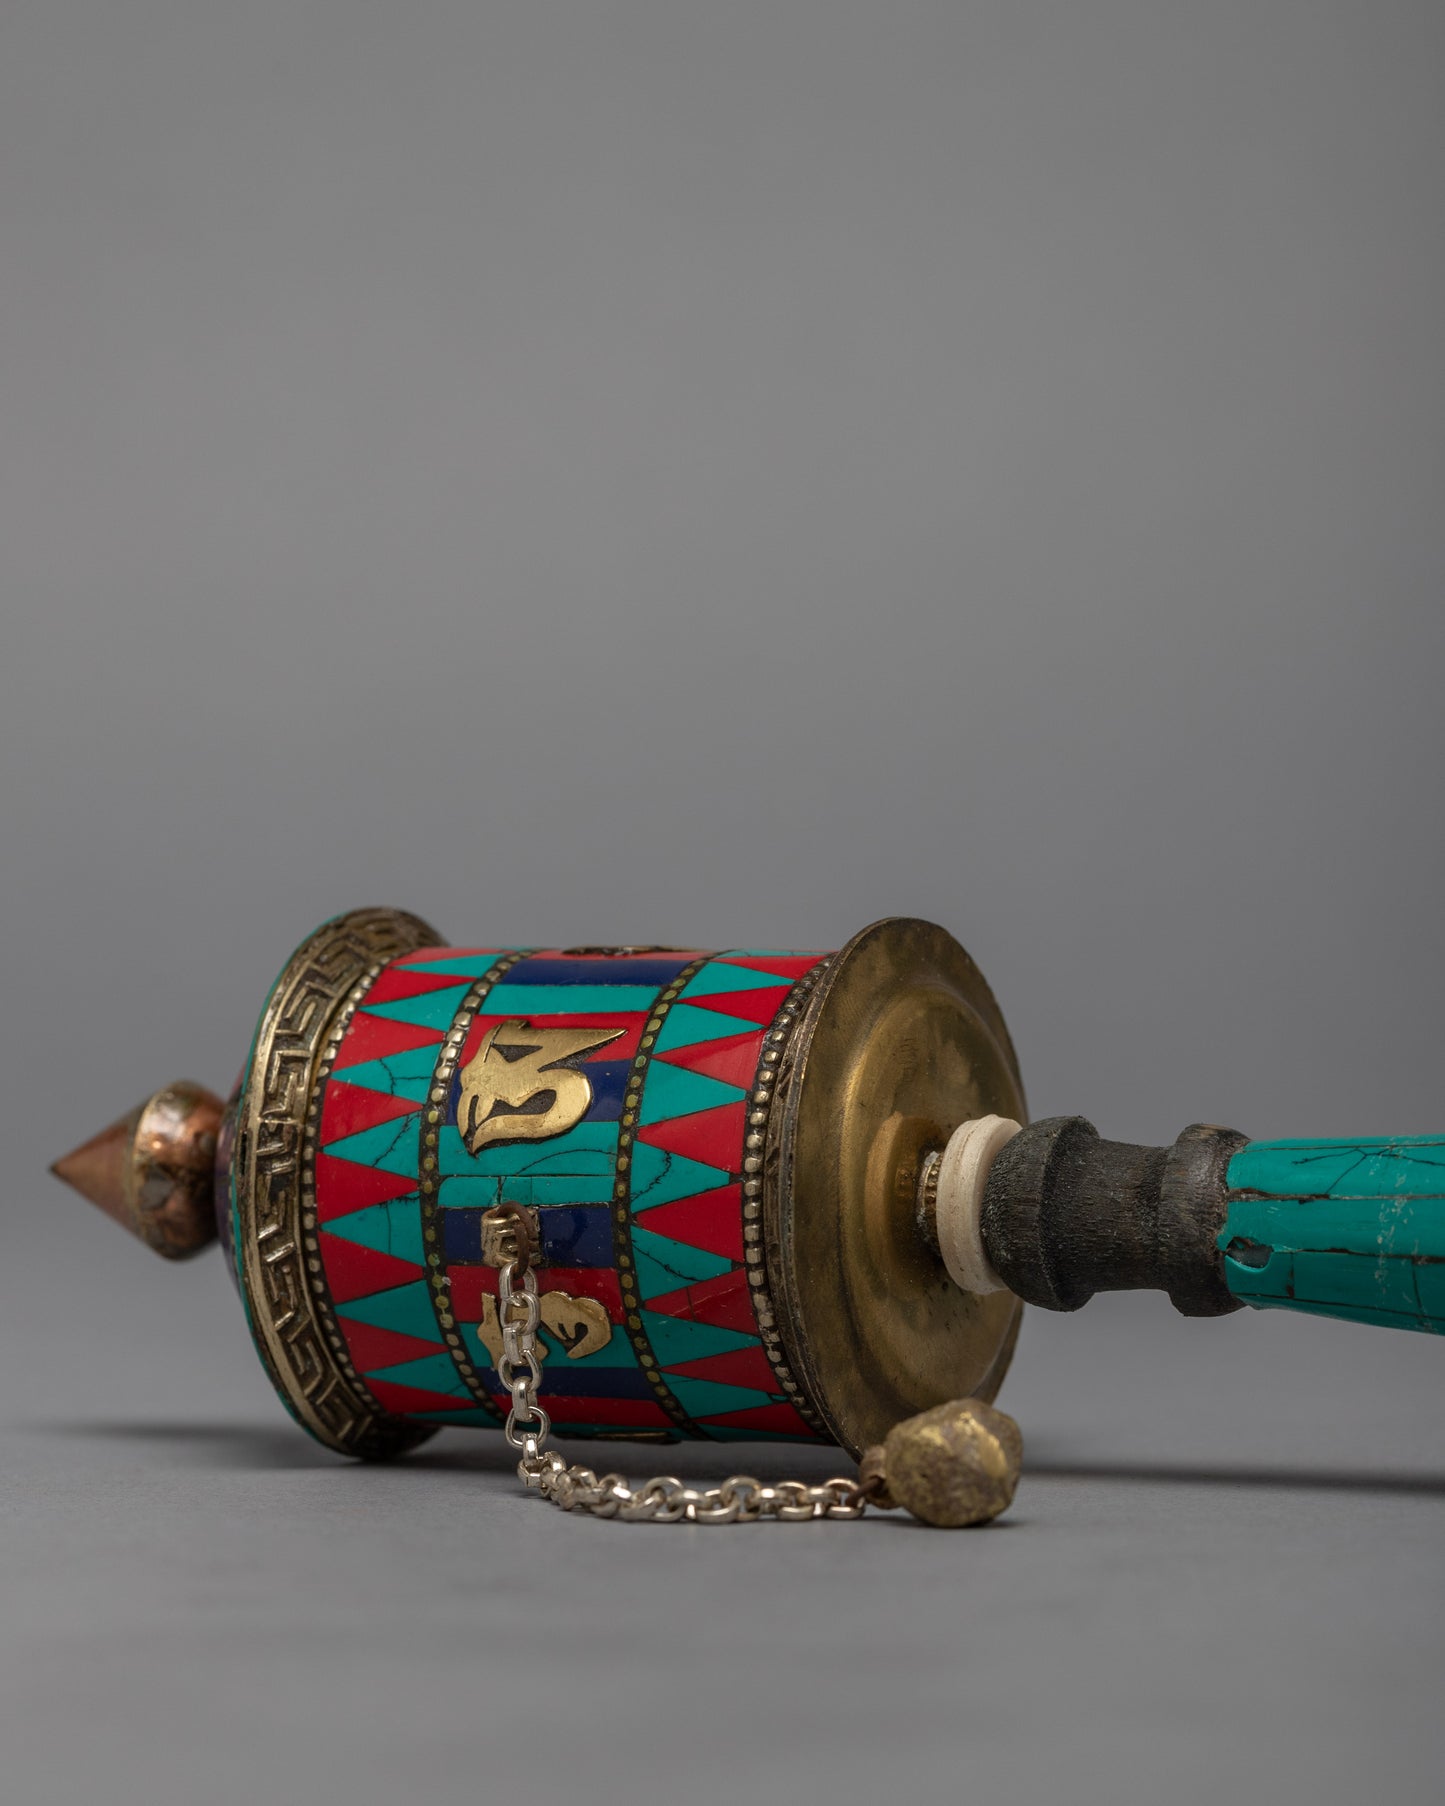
975,1118,1445,1335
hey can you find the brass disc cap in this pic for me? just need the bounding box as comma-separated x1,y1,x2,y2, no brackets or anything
770,918,1026,1456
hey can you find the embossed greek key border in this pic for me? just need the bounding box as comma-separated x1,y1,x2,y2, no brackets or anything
234,906,445,1458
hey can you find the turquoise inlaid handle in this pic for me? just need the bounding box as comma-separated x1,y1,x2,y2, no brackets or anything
1220,1137,1445,1333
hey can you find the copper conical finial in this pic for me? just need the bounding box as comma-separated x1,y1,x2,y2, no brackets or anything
51,1080,223,1260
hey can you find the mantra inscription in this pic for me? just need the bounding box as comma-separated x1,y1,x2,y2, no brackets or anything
456,1019,625,1155
461,1014,621,1369
475,1291,613,1365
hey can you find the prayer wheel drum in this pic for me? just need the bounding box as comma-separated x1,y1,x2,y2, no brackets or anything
223,909,1025,1459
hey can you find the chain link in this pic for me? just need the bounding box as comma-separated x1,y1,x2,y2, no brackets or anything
486,1206,876,1524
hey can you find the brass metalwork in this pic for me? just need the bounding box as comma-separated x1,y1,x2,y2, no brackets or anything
457,1019,626,1155
855,1443,895,1509
560,945,676,958
232,905,445,1458
915,1147,943,1256
54,907,1034,1479
416,952,526,1422
487,1208,877,1524
877,1397,1023,1527
479,1202,542,1271
473,1296,509,1366
732,956,833,1435
52,1080,223,1260
539,1292,613,1359
605,954,716,1434
768,918,1026,1457
476,1291,613,1364
483,1168,1021,1529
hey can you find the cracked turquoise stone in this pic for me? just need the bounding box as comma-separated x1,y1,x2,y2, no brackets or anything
1219,1137,1445,1333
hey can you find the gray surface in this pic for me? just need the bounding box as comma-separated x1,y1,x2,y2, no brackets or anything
1,4,1443,1802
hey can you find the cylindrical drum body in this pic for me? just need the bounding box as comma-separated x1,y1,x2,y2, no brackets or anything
221,909,1025,1459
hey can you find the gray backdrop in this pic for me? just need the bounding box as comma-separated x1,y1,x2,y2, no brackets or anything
2,4,1442,1802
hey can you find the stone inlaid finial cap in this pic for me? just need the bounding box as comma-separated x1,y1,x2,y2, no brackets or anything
51,1080,223,1260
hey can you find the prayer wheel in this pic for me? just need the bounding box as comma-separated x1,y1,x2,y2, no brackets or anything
53,907,1444,1476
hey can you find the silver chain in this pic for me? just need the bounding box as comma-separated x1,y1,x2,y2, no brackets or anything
494,1236,874,1524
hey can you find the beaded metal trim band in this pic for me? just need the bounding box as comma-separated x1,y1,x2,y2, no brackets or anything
296,957,413,1432
747,956,831,1434
611,955,714,1434
418,949,530,1418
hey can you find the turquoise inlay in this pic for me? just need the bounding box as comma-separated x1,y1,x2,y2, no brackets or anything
366,1351,473,1396
679,962,785,1000
229,929,456,1449
665,1375,777,1419
638,1060,745,1126
448,1321,638,1379
331,1046,438,1102
653,1002,760,1053
322,1114,421,1177
481,983,660,1016
1228,1137,1445,1200
640,1310,757,1365
1222,1193,1440,1261
1416,1263,1445,1322
334,1279,438,1342
1293,1249,1421,1318
321,1196,425,1266
459,1324,499,1377
438,1171,617,1208
1224,1289,1437,1333
629,1142,732,1211
1220,1136,1445,1335
540,1324,636,1369
397,952,515,980
437,1120,618,1179
631,1224,733,1299
361,983,472,1032
1221,1243,1294,1293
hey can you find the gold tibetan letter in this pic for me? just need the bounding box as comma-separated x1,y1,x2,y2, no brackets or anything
457,1018,624,1156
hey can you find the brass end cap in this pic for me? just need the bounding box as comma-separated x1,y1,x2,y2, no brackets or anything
50,1080,223,1260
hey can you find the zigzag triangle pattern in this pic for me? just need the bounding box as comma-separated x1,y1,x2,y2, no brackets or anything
623,950,830,1440
637,1058,745,1125
307,944,831,1444
653,1028,762,1093
314,954,465,1405
636,1186,745,1262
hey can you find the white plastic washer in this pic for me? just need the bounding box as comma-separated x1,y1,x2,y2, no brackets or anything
933,1114,1022,1296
